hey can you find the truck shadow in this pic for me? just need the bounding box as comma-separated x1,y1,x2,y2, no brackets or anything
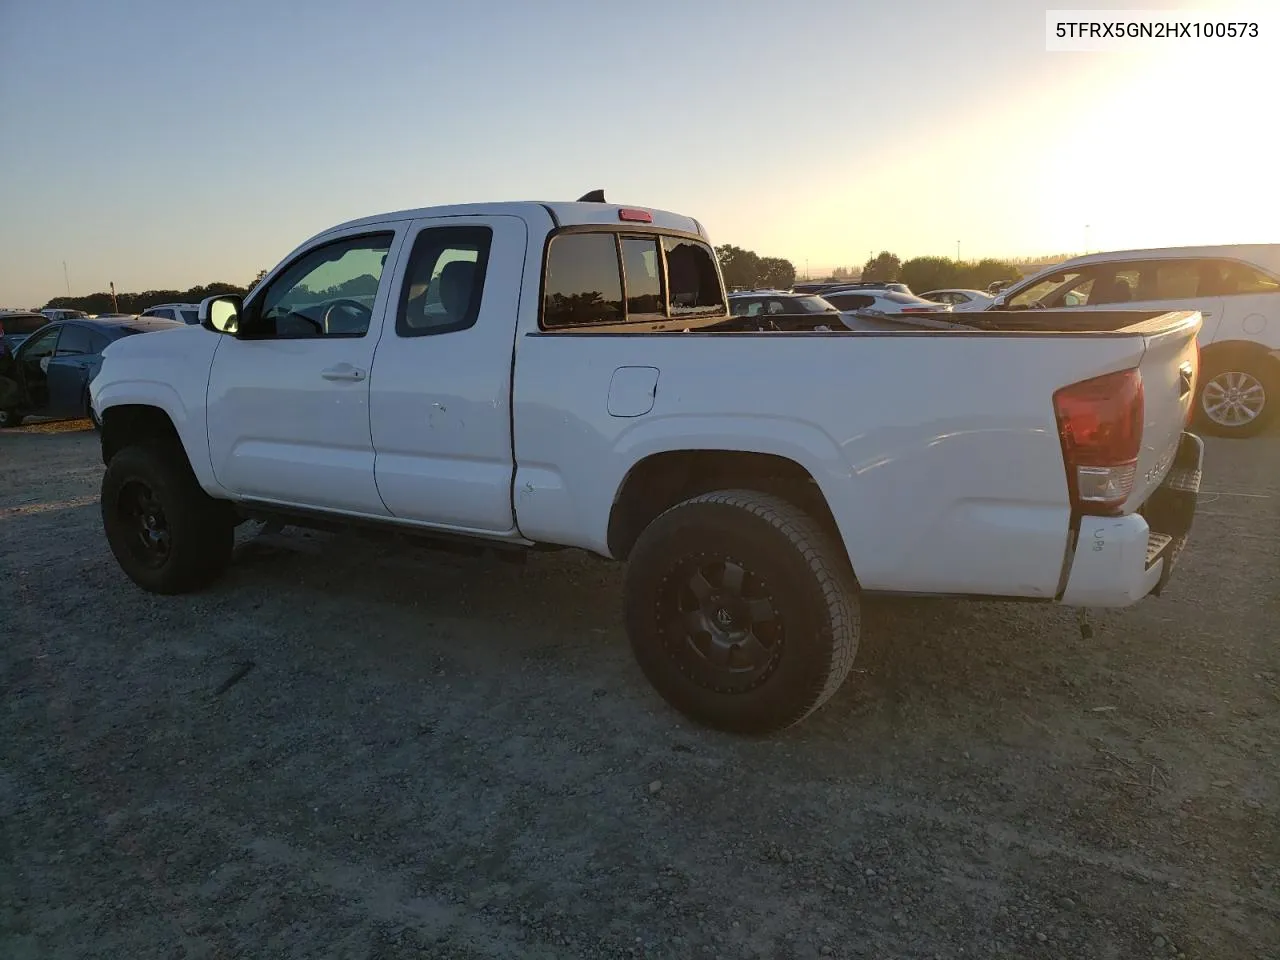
221,525,1093,741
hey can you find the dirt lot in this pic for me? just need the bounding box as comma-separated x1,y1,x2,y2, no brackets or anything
1,420,1277,960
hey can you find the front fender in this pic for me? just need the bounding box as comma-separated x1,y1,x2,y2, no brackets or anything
92,378,225,497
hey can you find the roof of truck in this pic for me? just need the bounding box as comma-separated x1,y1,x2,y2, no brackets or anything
318,201,705,243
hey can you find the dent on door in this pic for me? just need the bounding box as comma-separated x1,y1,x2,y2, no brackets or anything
608,366,660,417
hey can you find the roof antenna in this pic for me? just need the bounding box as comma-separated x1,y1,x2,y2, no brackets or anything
577,189,606,203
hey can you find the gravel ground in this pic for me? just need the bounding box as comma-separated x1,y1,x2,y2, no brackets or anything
2,419,1277,960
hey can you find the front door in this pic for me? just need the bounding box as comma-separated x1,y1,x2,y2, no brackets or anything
16,325,61,413
45,323,102,418
368,215,527,532
206,228,405,515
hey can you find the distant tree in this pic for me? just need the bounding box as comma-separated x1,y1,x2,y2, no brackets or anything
758,257,797,290
956,258,1021,290
249,268,269,290
831,266,850,279
716,244,763,290
900,256,960,295
861,251,902,283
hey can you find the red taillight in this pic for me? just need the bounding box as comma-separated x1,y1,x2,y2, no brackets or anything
618,208,652,223
899,306,934,314
1053,367,1144,514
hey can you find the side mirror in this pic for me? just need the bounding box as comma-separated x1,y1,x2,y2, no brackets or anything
991,295,1007,308
200,295,242,334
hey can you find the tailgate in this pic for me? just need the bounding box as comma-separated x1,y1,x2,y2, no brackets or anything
1124,310,1202,511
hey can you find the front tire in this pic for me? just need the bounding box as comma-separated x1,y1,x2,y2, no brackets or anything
1194,357,1276,438
624,490,860,735
101,444,234,594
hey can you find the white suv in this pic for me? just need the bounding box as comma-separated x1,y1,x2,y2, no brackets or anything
138,303,201,325
993,245,1280,438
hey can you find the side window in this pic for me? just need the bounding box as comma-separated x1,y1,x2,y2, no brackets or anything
1211,260,1280,296
54,325,94,356
542,233,624,328
1085,266,1141,306
22,326,59,360
663,236,725,315
1141,260,1201,301
254,233,393,339
397,226,492,337
620,236,663,318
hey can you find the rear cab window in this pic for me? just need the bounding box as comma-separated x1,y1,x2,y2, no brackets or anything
541,228,725,331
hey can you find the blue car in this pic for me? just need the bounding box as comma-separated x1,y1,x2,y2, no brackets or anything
0,316,184,428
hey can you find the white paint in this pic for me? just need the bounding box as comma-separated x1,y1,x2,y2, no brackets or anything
92,200,1206,606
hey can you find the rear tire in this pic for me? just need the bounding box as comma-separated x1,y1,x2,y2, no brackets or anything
1194,356,1276,438
101,443,234,594
624,490,860,735
0,409,22,429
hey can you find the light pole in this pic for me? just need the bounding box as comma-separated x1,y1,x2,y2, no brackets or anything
62,261,70,296
1084,224,1090,254
956,240,961,263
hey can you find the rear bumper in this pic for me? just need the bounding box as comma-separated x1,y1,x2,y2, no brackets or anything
1059,432,1204,607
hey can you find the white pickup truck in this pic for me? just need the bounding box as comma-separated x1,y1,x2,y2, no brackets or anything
90,195,1205,734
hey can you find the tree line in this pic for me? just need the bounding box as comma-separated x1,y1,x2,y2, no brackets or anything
43,281,249,315
860,251,1022,293
38,246,1028,315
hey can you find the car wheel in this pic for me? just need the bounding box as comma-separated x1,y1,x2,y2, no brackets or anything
1194,358,1276,438
624,489,860,735
101,443,234,594
0,408,22,429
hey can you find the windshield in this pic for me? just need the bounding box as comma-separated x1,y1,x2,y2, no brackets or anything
794,296,839,313
1006,272,1086,307
883,292,933,305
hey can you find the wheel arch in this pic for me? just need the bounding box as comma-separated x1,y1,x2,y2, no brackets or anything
1198,338,1280,374
606,449,850,573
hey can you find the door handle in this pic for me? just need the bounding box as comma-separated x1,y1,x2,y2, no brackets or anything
320,365,366,382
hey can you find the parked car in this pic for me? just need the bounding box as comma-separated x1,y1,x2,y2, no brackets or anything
139,302,201,324
823,289,953,316
40,308,90,323
791,281,913,296
921,288,996,312
0,316,183,428
0,310,50,357
728,291,843,326
91,195,1204,735
991,244,1280,437
821,280,914,296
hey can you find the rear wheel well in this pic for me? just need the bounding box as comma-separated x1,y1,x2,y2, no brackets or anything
607,450,846,565
1200,339,1280,374
100,404,183,465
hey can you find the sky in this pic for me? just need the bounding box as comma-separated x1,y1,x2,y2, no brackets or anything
1,0,1277,305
